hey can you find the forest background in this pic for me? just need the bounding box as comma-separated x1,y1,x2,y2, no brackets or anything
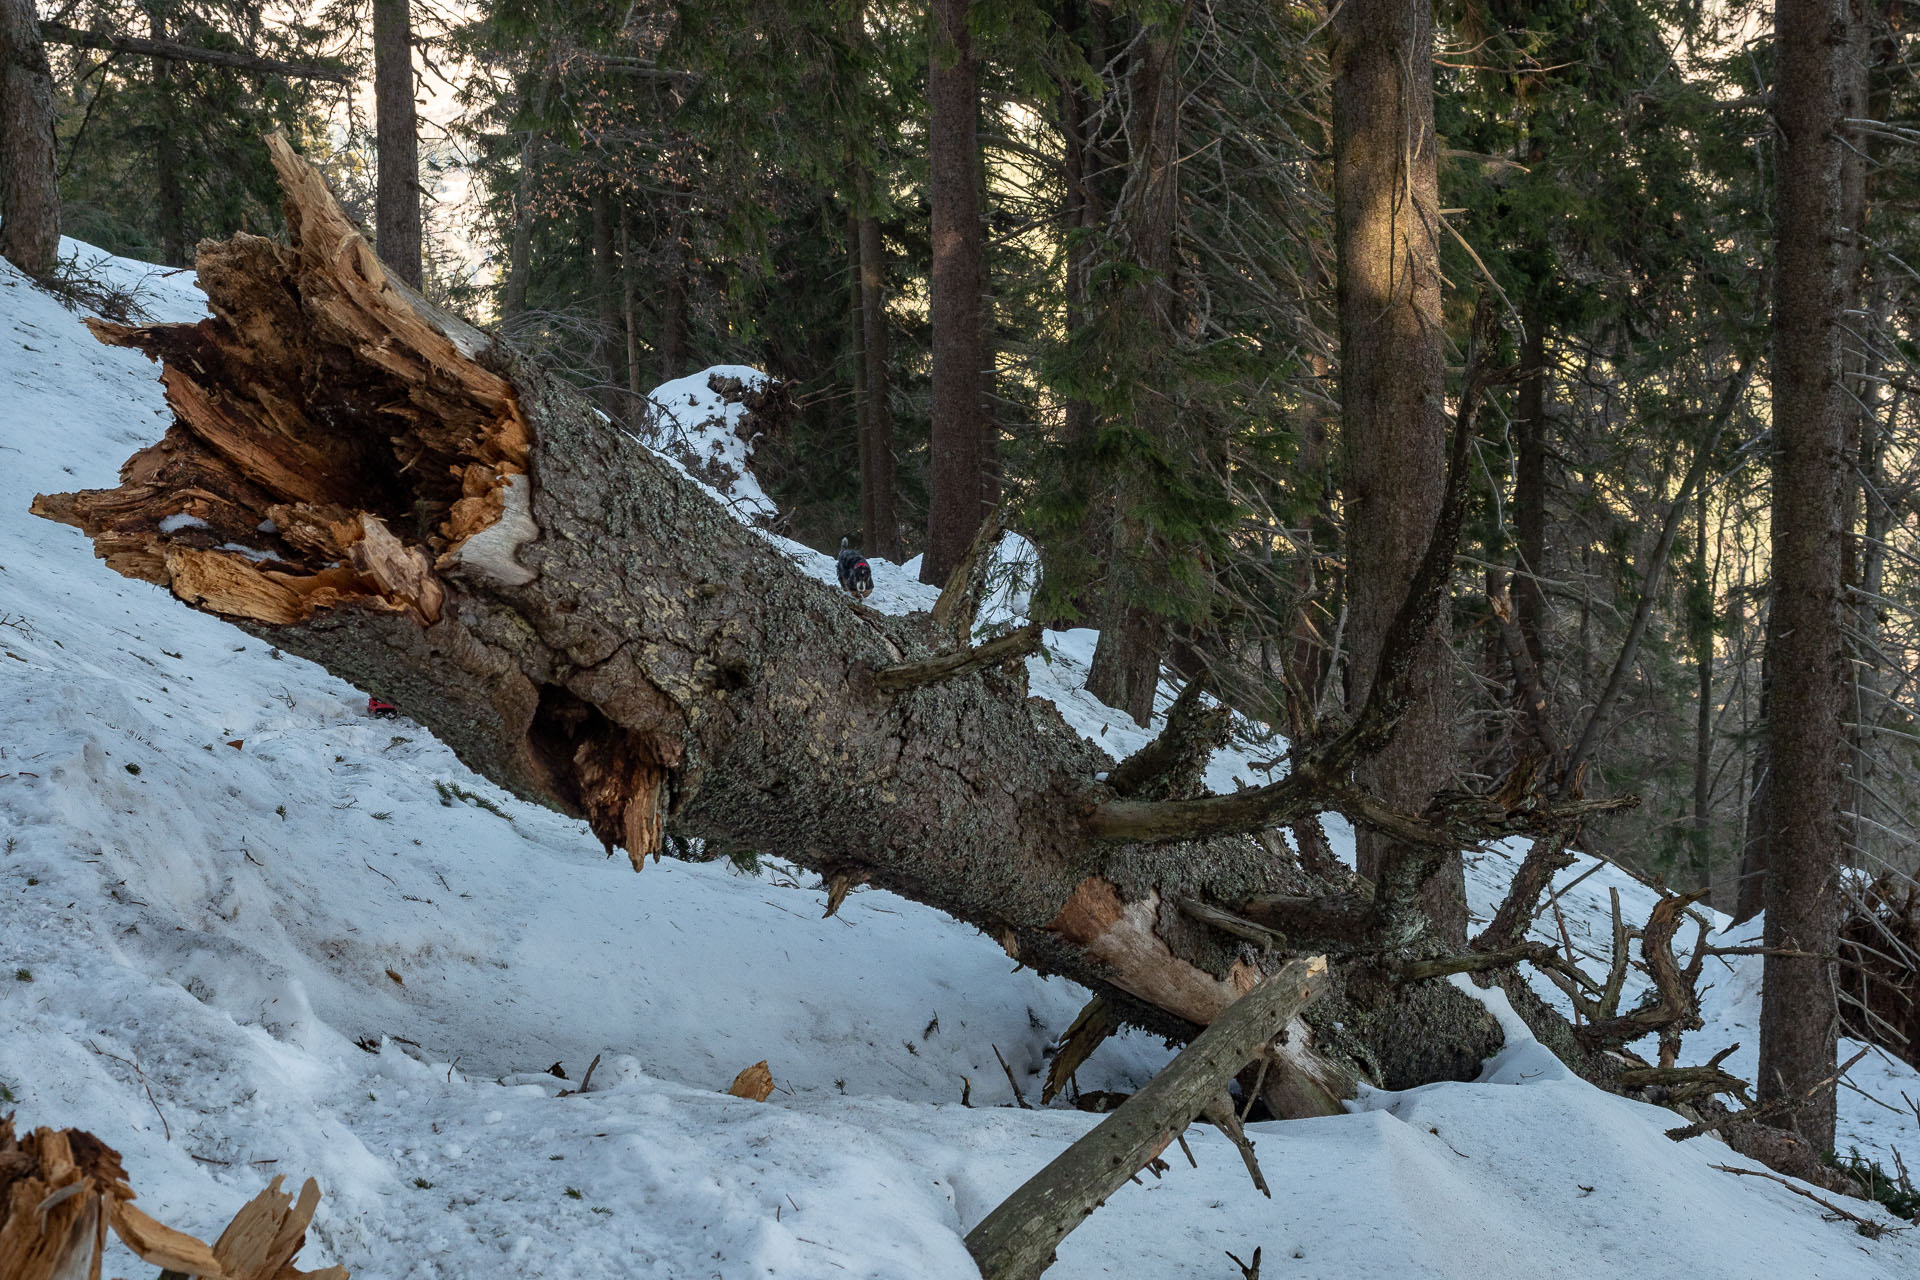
4,0,1920,1163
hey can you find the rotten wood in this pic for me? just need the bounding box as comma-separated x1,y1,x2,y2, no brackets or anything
0,1117,343,1280
963,957,1328,1280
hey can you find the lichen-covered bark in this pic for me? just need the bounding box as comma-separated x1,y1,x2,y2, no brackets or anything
34,136,1507,1113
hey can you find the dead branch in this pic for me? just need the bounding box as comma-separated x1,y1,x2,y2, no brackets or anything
1473,838,1575,952
38,20,354,82
928,504,1005,638
1104,678,1230,799
870,622,1043,692
1666,1046,1871,1140
1708,1164,1898,1238
1042,995,1119,1104
1574,890,1710,1054
964,958,1328,1280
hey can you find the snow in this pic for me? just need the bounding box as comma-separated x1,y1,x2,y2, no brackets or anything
639,365,779,526
3,246,1918,1278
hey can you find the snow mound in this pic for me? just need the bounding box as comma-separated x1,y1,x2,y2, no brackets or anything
3,246,1918,1277
639,365,779,525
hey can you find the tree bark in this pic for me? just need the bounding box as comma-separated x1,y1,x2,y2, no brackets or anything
1759,0,1859,1151
30,138,1551,1120
0,0,61,277
1331,0,1462,943
147,2,188,269
373,0,422,289
965,957,1328,1280
1514,305,1550,678
660,199,687,380
592,189,621,421
922,0,989,585
1084,9,1184,728
856,178,901,561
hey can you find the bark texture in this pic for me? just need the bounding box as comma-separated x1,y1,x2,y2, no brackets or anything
923,0,988,585
1084,10,1184,728
856,191,901,561
373,0,423,289
1330,0,1463,942
34,138,1546,1122
1759,0,1858,1150
148,2,188,268
0,0,60,277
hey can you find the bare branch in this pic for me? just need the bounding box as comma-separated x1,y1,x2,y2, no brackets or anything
871,622,1043,693
39,20,354,82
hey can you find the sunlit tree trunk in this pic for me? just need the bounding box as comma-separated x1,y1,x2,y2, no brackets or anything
922,0,989,584
1331,0,1463,943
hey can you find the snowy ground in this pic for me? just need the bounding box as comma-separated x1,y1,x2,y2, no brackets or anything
3,246,1918,1278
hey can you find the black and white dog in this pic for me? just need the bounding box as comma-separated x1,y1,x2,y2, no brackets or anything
837,537,874,600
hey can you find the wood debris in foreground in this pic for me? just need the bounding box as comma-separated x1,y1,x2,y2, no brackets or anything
0,1116,345,1280
726,1061,775,1102
965,957,1329,1280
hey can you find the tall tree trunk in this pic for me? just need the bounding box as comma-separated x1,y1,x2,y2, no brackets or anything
922,0,988,585
1691,484,1714,888
0,0,60,277
856,188,901,562
1048,0,1112,622
1514,303,1550,677
592,190,622,422
148,2,188,268
1085,11,1184,727
1331,0,1463,943
1733,638,1771,925
1758,0,1861,1150
621,212,643,423
850,208,874,544
373,0,422,289
660,201,686,380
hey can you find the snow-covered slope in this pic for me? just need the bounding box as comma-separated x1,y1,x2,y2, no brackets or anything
3,246,1918,1278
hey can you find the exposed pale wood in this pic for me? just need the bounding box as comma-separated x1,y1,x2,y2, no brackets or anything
1041,995,1118,1104
964,958,1328,1280
210,1175,345,1280
727,1061,775,1101
109,1201,224,1276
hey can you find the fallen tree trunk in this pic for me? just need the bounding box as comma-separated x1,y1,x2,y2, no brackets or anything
35,135,1574,1109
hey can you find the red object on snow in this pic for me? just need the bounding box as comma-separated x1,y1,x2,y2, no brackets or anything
367,697,399,718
